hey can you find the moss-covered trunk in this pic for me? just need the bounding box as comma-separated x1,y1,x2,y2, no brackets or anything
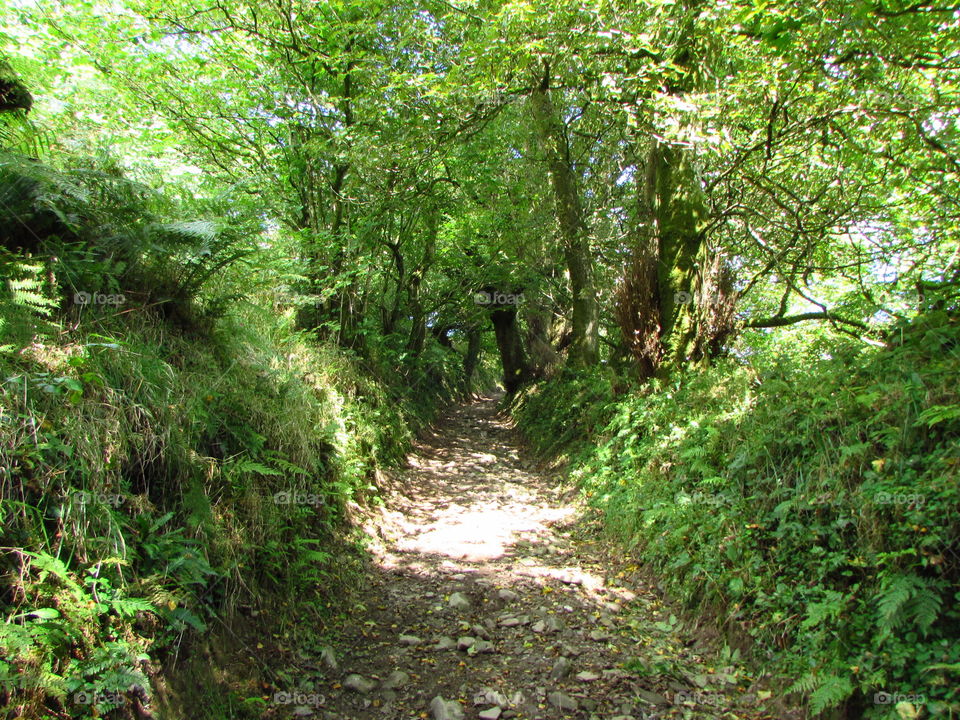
530,67,600,368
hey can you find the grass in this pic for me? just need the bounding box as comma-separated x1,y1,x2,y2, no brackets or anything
0,289,457,718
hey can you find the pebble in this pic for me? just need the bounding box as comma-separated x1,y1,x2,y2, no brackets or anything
430,695,465,720
471,623,491,639
498,589,518,601
473,688,509,707
468,639,495,654
550,656,573,680
478,708,502,720
575,671,601,682
636,689,670,706
343,674,376,694
449,592,471,609
547,691,579,711
545,616,565,633
381,670,409,689
318,646,337,670
457,636,475,650
434,636,457,650
399,634,422,646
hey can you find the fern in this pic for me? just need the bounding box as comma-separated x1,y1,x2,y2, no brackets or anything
153,220,218,244
877,573,923,632
801,590,847,630
108,597,155,619
0,255,57,351
909,585,943,636
809,674,854,714
786,672,819,695
786,671,855,713
230,458,283,476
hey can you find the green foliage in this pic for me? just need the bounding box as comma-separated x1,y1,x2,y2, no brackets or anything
3,0,959,716
0,253,56,352
0,550,152,717
0,152,457,718
516,313,960,717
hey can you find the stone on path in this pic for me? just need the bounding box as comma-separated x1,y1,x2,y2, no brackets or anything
550,656,573,680
498,589,518,601
318,645,337,670
449,592,471,609
381,670,409,689
636,689,671,706
343,674,376,694
471,623,491,639
547,691,579,711
478,707,502,720
467,639,494,655
430,695,465,720
473,688,509,707
399,634,422,646
434,636,457,650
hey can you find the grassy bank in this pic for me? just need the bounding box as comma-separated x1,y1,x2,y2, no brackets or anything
513,314,960,718
0,149,466,718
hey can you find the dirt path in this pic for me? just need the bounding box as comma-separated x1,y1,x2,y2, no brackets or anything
302,396,770,720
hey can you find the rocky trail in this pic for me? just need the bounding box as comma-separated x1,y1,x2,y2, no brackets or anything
294,396,774,720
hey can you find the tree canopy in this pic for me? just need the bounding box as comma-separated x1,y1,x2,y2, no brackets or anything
4,0,956,384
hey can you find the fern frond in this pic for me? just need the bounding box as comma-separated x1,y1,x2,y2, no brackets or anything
877,573,922,631
809,674,853,714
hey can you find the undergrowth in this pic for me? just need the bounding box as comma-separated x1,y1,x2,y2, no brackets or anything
513,314,960,719
0,146,464,718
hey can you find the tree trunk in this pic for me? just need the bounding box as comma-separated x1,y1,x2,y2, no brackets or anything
647,141,707,375
615,5,736,379
463,325,482,387
407,209,438,356
525,302,562,377
615,134,735,379
489,304,532,394
530,65,600,367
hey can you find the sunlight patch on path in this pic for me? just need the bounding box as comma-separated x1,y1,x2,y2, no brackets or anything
393,499,575,561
